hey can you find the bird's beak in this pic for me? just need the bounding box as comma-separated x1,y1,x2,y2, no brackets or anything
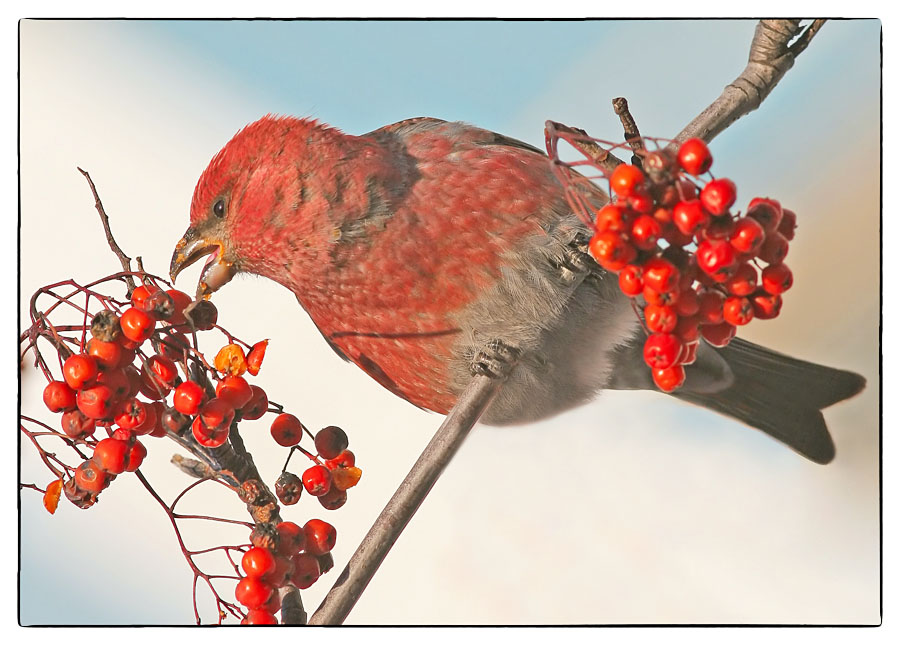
170,227,236,300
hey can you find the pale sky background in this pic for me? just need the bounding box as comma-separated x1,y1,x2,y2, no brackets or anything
13,12,886,634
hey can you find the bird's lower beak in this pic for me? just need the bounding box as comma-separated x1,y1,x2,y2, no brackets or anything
170,227,236,300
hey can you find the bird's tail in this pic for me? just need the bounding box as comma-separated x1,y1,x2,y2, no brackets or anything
671,337,866,464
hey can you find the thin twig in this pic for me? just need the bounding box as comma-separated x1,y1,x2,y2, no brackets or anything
612,97,644,166
308,372,509,625
671,19,827,147
77,167,136,293
545,120,625,174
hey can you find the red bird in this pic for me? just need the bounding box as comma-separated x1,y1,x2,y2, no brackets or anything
171,115,863,463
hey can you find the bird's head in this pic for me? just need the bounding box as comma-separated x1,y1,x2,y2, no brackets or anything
170,114,346,299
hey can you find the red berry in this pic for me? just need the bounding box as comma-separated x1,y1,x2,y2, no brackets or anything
679,341,700,366
674,315,701,344
751,290,783,320
674,289,700,317
173,380,205,416
199,398,235,431
74,460,110,494
747,197,783,234
270,413,305,447
132,399,159,436
314,426,349,460
261,555,295,587
76,384,115,419
724,263,758,296
643,284,679,307
672,200,710,237
247,340,268,376
290,554,321,590
588,231,637,271
302,465,333,497
276,521,307,557
630,214,661,250
161,406,191,435
697,290,725,325
63,354,98,390
164,289,193,325
652,364,686,392
703,215,735,241
303,519,337,556
234,577,273,610
242,547,276,579
119,307,156,344
131,284,161,310
644,304,678,334
144,354,178,387
114,397,150,431
758,231,789,265
761,263,793,295
700,178,737,216
125,440,147,472
677,138,713,175
160,331,191,362
92,438,130,474
318,485,348,510
729,217,766,255
242,385,269,421
696,239,737,281
628,188,654,214
324,450,356,471
61,409,95,438
778,208,797,240
43,380,77,413
617,264,644,297
642,333,683,370
594,204,629,233
191,416,229,448
216,375,253,409
701,321,737,347
609,163,645,198
86,338,122,370
244,609,278,625
642,257,681,293
722,296,754,326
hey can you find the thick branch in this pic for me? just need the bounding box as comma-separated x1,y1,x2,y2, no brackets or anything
308,372,505,625
672,19,826,146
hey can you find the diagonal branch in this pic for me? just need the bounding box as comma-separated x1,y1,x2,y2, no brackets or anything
672,19,827,146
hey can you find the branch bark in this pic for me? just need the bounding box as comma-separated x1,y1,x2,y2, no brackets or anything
308,373,505,625
671,20,826,146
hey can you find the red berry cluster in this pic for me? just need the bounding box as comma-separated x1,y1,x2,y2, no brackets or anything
37,281,284,507
588,138,796,392
236,519,337,625
274,425,362,512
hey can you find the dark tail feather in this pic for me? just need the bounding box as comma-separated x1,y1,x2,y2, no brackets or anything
672,337,866,464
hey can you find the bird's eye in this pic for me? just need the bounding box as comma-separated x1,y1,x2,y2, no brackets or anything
213,198,226,218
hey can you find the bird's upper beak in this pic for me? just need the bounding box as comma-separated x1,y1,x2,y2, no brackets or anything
169,227,237,300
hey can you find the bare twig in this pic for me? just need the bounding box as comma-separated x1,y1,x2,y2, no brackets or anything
671,19,827,146
308,372,508,625
612,97,644,166
545,120,625,174
77,167,137,293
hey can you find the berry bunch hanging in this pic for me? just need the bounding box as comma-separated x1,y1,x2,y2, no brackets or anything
22,267,361,625
549,132,796,393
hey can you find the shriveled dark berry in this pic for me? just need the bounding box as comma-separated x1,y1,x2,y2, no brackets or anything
90,309,122,342
275,471,303,506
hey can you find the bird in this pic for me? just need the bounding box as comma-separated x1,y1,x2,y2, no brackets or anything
170,114,865,464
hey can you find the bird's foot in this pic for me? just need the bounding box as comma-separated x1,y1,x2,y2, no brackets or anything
471,339,521,379
553,231,596,283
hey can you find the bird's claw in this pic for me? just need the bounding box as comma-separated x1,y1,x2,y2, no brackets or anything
471,339,520,379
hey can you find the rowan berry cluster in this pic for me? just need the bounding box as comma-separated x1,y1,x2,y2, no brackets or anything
23,270,361,624
586,138,796,392
236,518,337,624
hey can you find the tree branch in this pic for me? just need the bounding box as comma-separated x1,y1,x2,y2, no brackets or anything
308,372,507,625
671,19,827,146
